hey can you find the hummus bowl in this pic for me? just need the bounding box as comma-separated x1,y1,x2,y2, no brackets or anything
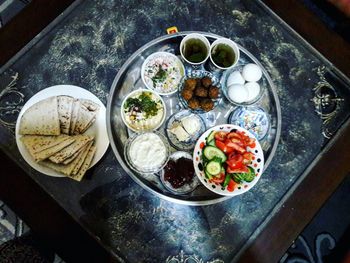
121,89,166,132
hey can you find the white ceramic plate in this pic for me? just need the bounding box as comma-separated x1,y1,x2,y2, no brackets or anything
15,85,109,177
193,124,264,196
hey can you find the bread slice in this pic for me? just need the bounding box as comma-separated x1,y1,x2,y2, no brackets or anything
48,135,93,164
19,96,60,135
69,99,80,135
73,104,96,134
68,145,96,181
40,141,92,176
20,135,70,155
57,95,74,134
30,137,75,162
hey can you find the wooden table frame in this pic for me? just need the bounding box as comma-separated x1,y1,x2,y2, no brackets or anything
1,0,349,262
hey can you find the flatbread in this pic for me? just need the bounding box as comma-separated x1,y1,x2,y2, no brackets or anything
69,145,96,181
30,137,75,162
40,141,93,176
79,99,100,112
62,146,84,165
19,96,60,135
69,99,80,135
71,141,93,175
57,96,74,134
48,135,93,163
20,135,70,155
73,104,96,134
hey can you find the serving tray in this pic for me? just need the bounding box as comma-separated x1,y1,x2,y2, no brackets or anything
107,31,281,205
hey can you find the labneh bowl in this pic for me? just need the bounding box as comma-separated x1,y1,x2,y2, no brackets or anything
124,131,170,174
121,89,166,133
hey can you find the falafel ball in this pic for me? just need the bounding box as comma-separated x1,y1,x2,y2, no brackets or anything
195,86,208,97
196,78,202,87
188,98,200,109
181,87,193,101
200,98,214,112
185,78,197,91
208,85,220,99
201,77,212,88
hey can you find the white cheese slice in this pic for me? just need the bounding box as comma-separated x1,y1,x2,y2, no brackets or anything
181,116,200,135
169,123,190,142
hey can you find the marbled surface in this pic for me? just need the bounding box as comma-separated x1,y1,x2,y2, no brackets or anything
0,0,350,262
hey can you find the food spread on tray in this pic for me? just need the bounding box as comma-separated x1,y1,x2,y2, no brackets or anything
117,34,269,196
18,95,99,181
142,52,185,95
121,90,165,132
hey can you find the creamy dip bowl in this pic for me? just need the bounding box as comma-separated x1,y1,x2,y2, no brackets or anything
141,52,185,95
121,89,166,132
124,132,170,174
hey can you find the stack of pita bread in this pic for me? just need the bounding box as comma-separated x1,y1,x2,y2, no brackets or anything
18,95,100,181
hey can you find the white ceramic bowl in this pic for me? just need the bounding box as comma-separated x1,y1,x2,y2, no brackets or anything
120,89,166,133
141,52,185,95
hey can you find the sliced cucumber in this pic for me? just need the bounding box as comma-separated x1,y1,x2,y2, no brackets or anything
206,131,216,143
203,146,227,162
242,167,255,182
207,139,216,147
205,161,221,175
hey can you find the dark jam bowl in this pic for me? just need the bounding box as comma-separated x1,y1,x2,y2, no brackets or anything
160,151,200,195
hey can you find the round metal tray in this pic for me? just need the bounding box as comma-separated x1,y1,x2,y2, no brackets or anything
107,31,281,205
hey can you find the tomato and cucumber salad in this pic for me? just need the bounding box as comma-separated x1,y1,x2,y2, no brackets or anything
202,130,257,192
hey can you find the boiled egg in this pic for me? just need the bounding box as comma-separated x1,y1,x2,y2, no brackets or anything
228,84,248,103
227,71,245,86
242,63,262,82
244,82,261,101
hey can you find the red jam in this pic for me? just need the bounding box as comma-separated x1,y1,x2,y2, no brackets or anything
163,157,194,189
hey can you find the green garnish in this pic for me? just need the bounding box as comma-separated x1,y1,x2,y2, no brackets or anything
151,65,167,86
125,92,159,118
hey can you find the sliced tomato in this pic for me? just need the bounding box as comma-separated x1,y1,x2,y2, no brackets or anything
229,137,244,146
227,132,242,140
227,179,237,192
215,140,234,154
209,172,225,183
214,131,228,141
227,165,249,174
226,154,243,169
226,142,246,154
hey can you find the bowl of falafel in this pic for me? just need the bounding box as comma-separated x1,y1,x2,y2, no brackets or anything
178,70,221,113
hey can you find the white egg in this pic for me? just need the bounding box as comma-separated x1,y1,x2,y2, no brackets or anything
245,82,261,101
228,84,248,103
227,71,245,86
242,63,262,82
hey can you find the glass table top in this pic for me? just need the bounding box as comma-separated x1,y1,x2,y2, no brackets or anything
0,0,349,261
